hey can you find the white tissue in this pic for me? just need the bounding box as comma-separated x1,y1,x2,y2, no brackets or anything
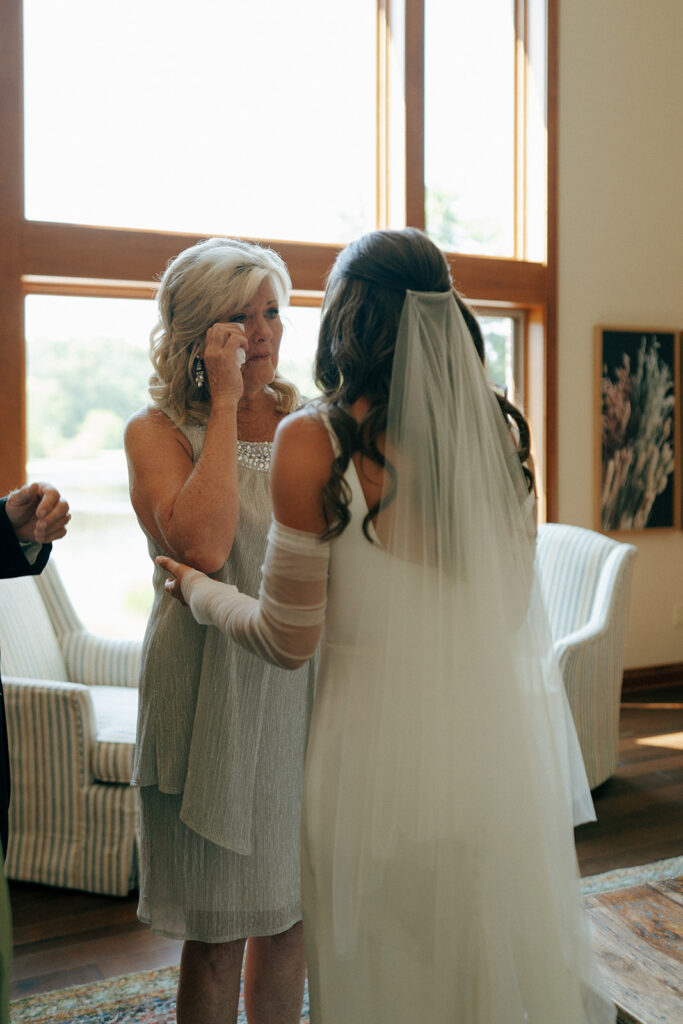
236,348,246,367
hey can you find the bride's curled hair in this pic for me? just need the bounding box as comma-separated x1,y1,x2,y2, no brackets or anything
315,228,534,539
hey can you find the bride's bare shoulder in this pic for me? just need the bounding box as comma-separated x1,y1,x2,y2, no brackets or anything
271,406,335,532
273,405,335,462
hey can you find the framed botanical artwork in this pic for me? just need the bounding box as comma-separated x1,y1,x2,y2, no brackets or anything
595,326,680,532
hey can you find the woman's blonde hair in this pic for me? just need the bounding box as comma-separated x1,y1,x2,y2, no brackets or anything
149,237,299,423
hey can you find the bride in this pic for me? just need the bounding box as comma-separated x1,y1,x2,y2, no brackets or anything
158,228,615,1023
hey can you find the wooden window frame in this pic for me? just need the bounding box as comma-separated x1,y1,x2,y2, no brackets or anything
0,0,557,518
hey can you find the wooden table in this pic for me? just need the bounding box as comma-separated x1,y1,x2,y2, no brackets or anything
584,877,683,1024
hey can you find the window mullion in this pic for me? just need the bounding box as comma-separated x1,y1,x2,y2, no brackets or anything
1,0,26,493
514,0,528,259
376,0,389,227
405,0,425,228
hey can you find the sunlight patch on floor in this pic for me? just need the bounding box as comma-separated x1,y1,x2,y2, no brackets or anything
635,731,683,750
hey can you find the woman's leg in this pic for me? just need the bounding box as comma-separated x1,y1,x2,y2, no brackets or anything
176,937,247,1024
243,920,306,1024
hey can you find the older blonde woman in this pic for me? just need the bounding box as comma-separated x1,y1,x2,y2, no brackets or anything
124,238,315,1024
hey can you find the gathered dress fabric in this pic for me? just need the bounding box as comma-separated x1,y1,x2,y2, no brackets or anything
132,415,315,942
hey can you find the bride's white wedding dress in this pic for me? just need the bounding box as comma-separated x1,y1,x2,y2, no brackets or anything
298,427,609,1023
180,290,615,1023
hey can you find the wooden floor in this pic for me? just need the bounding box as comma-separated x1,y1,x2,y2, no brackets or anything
574,685,683,875
8,685,683,1002
586,878,683,1024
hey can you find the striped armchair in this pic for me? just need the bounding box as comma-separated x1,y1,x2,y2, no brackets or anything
535,524,637,790
0,560,141,895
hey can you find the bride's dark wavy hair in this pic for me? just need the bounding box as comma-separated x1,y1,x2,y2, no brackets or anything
315,227,535,540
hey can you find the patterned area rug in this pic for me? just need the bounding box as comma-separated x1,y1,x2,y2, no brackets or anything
11,969,309,1024
579,853,683,895
11,856,683,1023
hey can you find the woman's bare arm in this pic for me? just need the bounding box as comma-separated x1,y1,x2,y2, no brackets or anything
156,409,335,668
269,410,333,535
125,324,246,573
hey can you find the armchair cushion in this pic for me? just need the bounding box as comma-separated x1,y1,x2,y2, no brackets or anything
90,685,138,784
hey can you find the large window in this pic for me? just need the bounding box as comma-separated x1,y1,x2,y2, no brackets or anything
2,0,556,638
24,0,377,243
24,292,325,636
425,0,516,256
25,295,154,637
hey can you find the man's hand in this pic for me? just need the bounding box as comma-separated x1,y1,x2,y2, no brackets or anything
5,482,71,544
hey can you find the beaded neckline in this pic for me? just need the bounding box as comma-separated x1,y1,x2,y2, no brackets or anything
237,440,272,472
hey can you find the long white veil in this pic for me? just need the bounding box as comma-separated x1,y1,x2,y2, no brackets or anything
327,290,613,1022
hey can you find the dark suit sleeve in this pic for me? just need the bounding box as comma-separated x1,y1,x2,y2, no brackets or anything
0,498,52,578
0,496,53,856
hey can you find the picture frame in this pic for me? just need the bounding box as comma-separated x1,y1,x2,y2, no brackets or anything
595,326,680,533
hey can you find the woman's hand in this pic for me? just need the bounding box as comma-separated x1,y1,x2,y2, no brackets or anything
155,554,201,605
202,322,248,405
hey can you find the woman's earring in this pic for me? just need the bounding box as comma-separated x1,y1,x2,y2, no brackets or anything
193,357,206,389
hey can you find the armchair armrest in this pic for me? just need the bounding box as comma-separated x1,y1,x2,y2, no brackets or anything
2,676,102,888
553,619,608,671
552,619,625,791
3,676,96,787
61,631,142,688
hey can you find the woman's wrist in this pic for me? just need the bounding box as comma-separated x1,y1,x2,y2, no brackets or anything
208,393,241,416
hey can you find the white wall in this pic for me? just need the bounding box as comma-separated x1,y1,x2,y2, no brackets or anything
558,0,683,668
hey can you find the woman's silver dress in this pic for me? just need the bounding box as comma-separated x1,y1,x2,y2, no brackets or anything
133,419,315,941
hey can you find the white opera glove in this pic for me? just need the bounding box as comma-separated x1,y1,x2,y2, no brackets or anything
180,520,330,670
